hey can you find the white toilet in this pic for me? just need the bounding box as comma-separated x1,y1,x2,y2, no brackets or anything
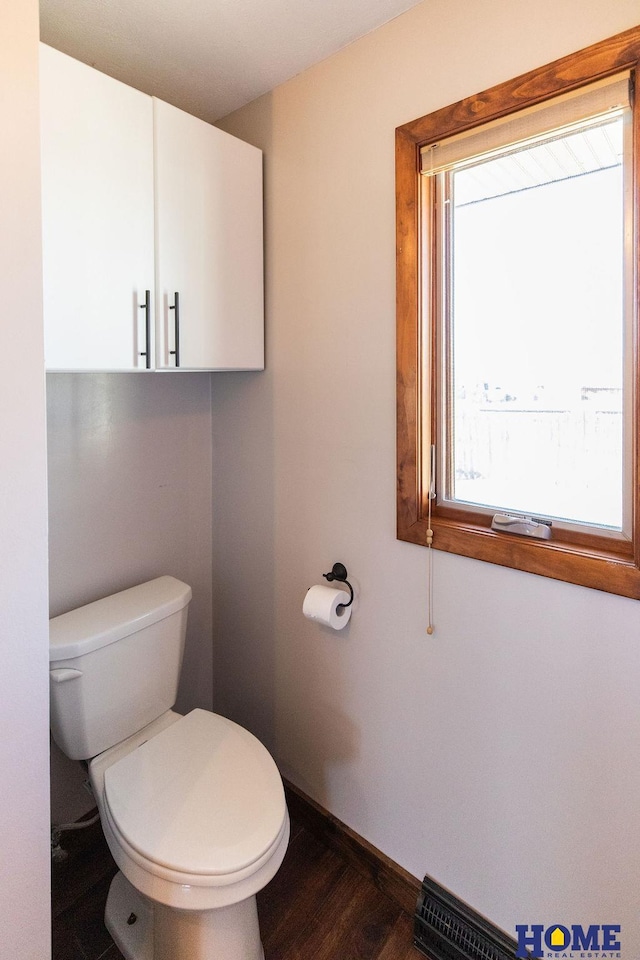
49,576,289,960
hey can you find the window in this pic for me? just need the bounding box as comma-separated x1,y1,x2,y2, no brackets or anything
430,77,631,533
396,26,640,598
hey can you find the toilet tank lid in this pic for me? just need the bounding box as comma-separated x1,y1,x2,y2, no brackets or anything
49,576,192,662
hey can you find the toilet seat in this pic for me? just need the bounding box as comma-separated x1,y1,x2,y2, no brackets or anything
103,709,287,883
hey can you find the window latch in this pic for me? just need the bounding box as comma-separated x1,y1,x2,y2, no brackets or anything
491,514,552,540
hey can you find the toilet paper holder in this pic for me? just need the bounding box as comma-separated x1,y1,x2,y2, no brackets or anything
322,562,354,608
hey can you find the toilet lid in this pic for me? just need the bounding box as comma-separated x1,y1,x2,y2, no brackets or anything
103,709,286,877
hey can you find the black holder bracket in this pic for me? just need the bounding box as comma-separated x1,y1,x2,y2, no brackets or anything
322,562,354,607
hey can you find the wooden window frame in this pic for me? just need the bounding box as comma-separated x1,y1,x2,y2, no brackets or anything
396,25,640,599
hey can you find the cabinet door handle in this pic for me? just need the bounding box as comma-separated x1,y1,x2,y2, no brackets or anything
138,290,151,369
169,292,180,368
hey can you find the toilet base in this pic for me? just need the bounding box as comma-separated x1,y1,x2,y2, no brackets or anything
105,871,154,960
105,871,265,960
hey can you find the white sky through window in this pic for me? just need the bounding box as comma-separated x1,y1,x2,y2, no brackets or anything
448,117,625,528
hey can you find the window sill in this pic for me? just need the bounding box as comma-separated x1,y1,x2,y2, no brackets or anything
398,509,640,598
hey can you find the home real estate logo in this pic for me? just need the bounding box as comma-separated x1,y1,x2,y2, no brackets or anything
515,923,622,959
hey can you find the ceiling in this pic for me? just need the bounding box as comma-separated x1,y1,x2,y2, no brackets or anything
39,0,423,124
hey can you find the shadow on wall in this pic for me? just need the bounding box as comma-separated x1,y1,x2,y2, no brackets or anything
210,367,277,749
279,695,362,800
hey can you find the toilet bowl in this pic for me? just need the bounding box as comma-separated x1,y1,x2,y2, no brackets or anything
91,709,290,960
49,577,289,960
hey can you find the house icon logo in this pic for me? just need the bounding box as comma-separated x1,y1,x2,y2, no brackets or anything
548,927,569,950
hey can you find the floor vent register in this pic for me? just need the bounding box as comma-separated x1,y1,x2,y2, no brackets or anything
414,875,522,960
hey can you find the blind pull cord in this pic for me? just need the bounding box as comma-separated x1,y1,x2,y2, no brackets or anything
427,445,435,636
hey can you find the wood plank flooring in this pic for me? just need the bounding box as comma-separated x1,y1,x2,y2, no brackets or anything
51,815,421,960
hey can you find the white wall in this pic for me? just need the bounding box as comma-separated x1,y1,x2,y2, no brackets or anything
0,0,51,956
215,0,640,949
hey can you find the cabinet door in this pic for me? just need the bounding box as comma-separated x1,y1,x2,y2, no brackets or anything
40,45,155,371
153,99,264,371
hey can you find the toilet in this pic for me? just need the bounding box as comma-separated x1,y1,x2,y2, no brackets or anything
49,576,289,960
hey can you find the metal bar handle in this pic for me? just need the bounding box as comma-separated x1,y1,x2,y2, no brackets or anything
138,290,151,369
169,292,180,367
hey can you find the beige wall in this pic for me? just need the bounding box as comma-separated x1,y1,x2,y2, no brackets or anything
216,0,640,946
0,0,51,955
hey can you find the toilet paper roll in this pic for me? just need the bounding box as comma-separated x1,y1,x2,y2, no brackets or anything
303,584,352,630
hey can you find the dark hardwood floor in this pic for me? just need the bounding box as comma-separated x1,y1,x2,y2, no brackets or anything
52,815,420,960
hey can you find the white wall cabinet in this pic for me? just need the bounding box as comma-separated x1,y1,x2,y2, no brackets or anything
40,45,264,372
40,44,155,371
154,100,264,371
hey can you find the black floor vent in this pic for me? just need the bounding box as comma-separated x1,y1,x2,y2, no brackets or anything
415,875,520,960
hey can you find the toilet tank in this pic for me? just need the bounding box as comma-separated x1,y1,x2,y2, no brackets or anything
49,576,192,760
